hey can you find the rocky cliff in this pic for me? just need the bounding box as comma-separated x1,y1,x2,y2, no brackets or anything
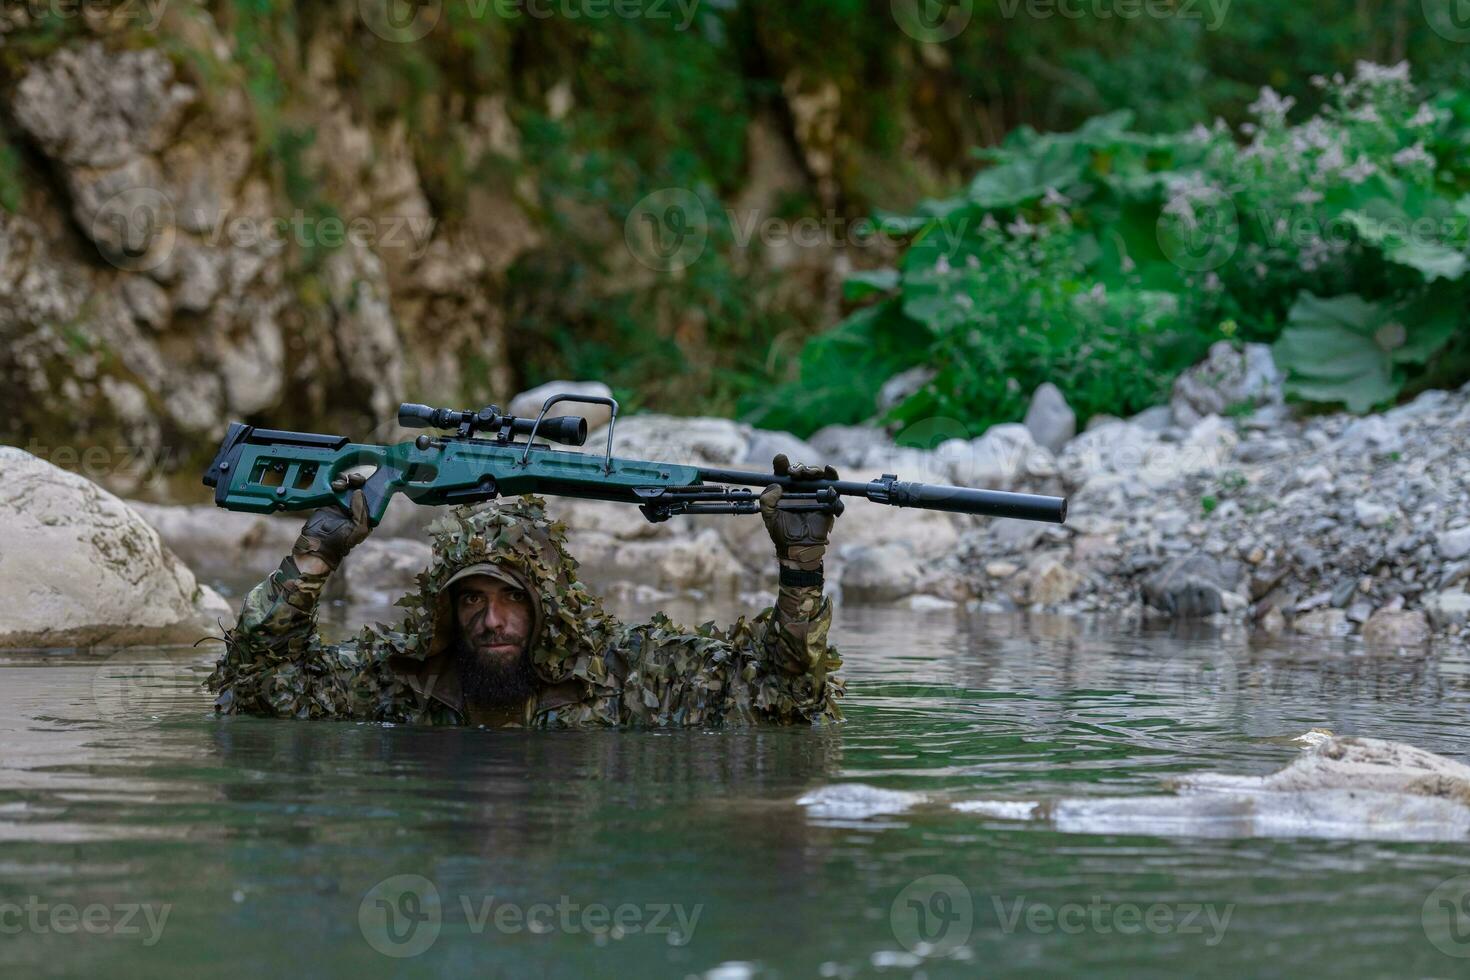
0,3,922,500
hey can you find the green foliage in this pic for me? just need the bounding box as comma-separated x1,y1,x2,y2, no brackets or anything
1275,290,1460,413
0,125,22,213
746,63,1470,435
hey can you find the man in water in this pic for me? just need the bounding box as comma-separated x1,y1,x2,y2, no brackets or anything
209,456,843,728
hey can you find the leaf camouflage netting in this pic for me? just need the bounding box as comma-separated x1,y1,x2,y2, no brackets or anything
210,496,843,728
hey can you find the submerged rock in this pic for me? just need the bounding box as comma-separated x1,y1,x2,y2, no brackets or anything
797,783,927,821
0,449,229,649
956,735,1470,842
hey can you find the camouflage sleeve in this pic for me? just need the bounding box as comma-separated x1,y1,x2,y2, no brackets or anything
597,579,843,729
764,581,837,680
207,555,341,717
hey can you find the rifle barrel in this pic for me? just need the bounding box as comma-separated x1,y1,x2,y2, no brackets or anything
695,467,1067,524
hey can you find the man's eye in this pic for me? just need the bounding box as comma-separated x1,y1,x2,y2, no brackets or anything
509,589,527,603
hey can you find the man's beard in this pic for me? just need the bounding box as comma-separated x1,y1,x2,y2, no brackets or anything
454,640,535,709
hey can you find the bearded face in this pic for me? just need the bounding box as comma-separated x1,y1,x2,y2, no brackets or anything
452,574,535,707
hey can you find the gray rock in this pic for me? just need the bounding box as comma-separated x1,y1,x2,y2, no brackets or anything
1023,554,1084,605
1058,421,1160,488
840,544,922,603
1142,554,1244,618
1424,590,1470,628
1361,609,1431,649
12,43,194,168
508,380,615,433
574,527,747,596
944,424,1045,490
1386,389,1449,422
1154,509,1190,536
1437,526,1470,562
0,449,228,649
332,537,433,602
1294,464,1333,488
589,414,751,467
1338,416,1403,455
809,424,888,468
1293,608,1351,637
1170,341,1283,427
1023,382,1076,454
743,429,820,468
128,501,299,580
987,518,1046,554
1234,436,1291,463
1354,499,1394,528
1128,405,1174,433
875,366,936,413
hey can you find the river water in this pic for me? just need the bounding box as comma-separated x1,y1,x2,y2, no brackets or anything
3,594,1469,978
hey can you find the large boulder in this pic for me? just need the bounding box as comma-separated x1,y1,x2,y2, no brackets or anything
0,449,229,649
1170,341,1283,427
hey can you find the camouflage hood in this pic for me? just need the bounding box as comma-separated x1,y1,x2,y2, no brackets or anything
375,497,619,687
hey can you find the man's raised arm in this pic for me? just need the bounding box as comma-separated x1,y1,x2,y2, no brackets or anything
756,455,841,684
209,474,373,711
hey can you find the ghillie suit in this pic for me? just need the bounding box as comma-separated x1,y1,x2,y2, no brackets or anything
208,497,843,728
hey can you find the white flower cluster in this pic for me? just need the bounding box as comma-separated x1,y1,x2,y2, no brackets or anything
1247,87,1296,128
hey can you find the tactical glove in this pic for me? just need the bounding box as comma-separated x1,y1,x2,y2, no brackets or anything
760,453,839,576
292,472,372,571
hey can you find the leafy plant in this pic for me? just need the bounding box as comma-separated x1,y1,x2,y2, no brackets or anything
744,62,1470,435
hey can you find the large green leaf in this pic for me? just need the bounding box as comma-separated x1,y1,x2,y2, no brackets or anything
1343,203,1470,282
1386,242,1469,282
1273,291,1461,413
967,143,1087,209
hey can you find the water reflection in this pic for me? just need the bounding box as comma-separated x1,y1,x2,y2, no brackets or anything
2,603,1469,977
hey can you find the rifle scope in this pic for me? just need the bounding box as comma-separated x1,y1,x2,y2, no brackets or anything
397,403,589,447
